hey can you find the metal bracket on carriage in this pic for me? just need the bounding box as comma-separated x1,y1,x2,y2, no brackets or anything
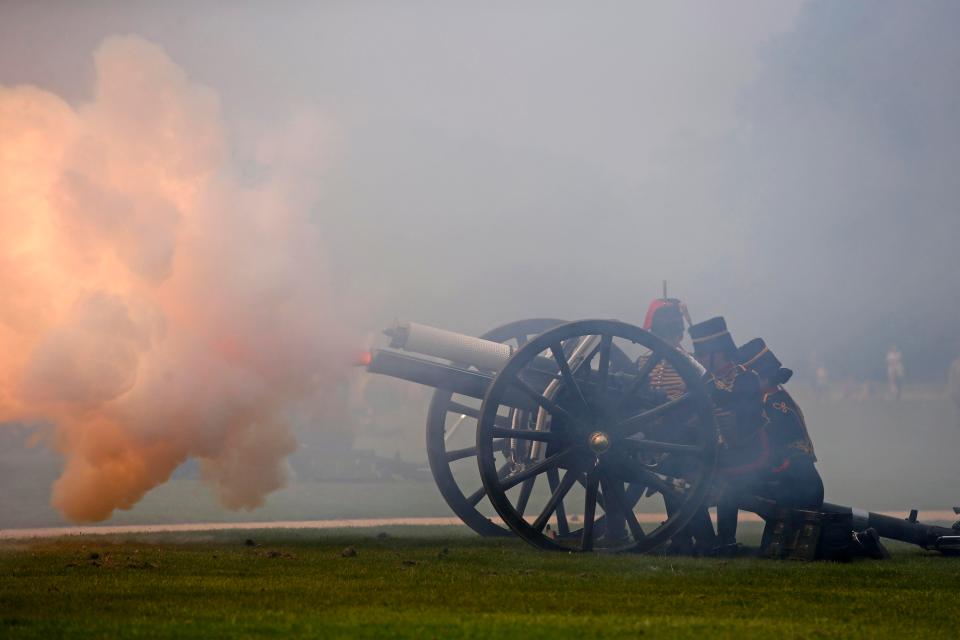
930,507,960,554
638,471,692,498
934,535,960,554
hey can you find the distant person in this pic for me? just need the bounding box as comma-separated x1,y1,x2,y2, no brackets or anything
886,345,904,399
949,356,960,426
814,365,829,398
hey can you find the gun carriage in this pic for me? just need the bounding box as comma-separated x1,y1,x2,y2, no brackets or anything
365,318,960,556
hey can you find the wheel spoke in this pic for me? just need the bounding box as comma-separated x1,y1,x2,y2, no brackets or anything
515,477,536,517
603,478,645,540
491,426,558,444
581,468,600,551
533,469,578,532
467,462,512,506
446,445,478,462
446,439,508,462
579,341,602,371
637,468,686,496
511,377,590,431
550,342,590,413
597,334,612,399
623,505,645,542
546,467,571,536
613,352,663,414
577,475,607,511
624,482,647,507
621,438,704,456
466,485,485,507
500,446,577,491
613,393,692,437
446,400,479,419
447,401,513,430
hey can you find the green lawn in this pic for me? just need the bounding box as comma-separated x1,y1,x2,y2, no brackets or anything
1,525,958,639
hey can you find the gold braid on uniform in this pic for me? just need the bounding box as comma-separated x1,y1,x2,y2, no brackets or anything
635,353,687,399
763,388,817,462
706,364,746,443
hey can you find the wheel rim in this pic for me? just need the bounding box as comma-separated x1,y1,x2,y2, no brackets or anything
476,319,718,552
425,318,566,536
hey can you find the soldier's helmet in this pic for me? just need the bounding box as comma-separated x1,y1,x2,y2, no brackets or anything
738,338,793,385
643,298,685,341
688,316,738,358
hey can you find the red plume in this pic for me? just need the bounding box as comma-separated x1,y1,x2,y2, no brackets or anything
643,299,672,330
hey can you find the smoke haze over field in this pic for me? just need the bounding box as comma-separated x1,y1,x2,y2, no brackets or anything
3,1,958,379
1,1,959,523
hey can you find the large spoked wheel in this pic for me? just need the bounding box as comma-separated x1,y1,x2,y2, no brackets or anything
477,319,718,552
425,318,565,537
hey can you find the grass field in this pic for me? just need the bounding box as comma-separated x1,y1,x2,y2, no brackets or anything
2,524,958,639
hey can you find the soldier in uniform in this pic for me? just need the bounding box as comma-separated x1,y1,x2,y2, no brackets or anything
949,355,960,426
688,317,765,554
738,338,889,560
640,297,688,396
737,338,822,510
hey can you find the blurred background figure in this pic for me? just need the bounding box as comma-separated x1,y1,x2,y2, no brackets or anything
815,364,830,401
948,355,960,426
886,345,905,399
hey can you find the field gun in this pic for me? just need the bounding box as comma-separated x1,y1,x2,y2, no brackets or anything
363,318,960,556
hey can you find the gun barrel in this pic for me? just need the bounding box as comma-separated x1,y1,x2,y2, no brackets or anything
368,349,493,398
386,320,513,370
366,349,543,411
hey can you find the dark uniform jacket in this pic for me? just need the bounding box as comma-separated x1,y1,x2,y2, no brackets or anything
761,387,817,465
760,387,822,509
627,354,691,450
703,364,763,445
703,364,767,476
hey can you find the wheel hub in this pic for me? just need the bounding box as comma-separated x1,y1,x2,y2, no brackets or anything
588,430,611,454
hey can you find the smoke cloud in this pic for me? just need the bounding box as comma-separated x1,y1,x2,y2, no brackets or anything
1,2,958,520
0,35,354,522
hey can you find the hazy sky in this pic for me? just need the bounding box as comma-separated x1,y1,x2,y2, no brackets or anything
2,0,958,381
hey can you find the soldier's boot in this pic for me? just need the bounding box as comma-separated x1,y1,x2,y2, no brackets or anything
712,543,743,558
600,501,629,544
689,507,718,555
710,501,742,557
661,491,694,555
716,502,738,548
599,519,629,545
